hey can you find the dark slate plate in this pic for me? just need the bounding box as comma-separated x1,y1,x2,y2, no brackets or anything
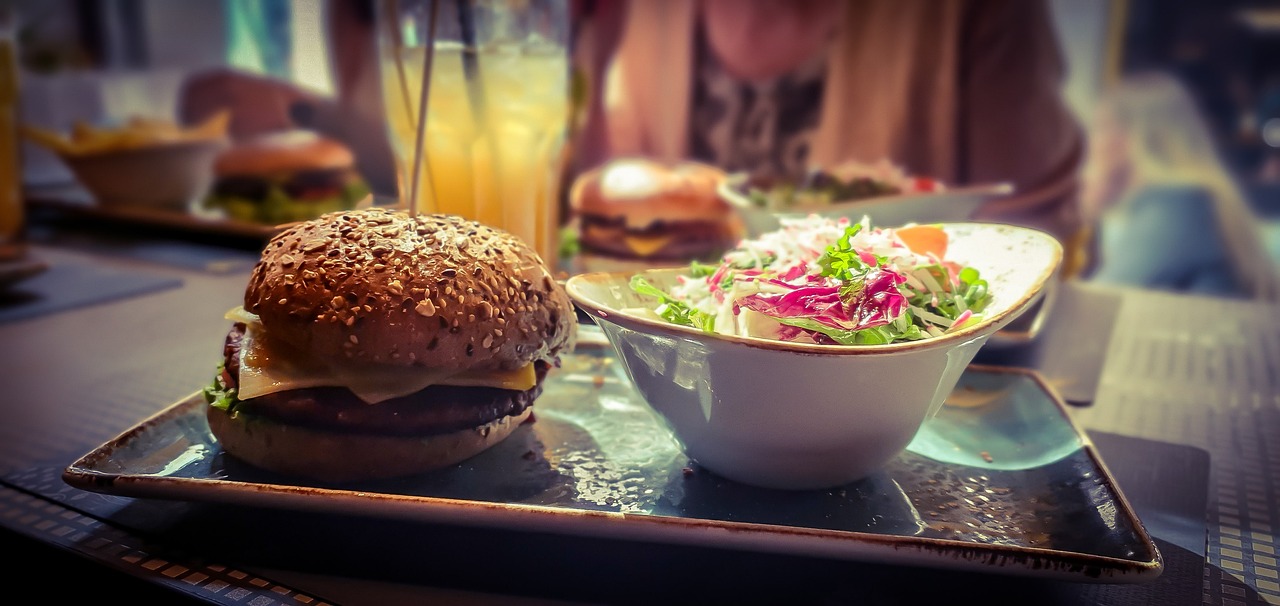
63,339,1161,583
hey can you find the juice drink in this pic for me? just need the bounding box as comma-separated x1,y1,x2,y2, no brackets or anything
0,11,22,259
382,43,569,267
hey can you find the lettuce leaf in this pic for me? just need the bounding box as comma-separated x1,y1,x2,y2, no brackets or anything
630,275,716,332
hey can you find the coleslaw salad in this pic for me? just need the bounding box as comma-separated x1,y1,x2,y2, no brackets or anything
630,215,992,345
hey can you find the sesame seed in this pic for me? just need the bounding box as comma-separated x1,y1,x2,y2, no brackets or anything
349,334,359,344
482,334,493,348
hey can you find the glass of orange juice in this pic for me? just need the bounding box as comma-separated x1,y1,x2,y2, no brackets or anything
375,0,570,269
0,5,23,260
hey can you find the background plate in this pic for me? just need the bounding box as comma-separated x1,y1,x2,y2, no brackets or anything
717,173,1014,236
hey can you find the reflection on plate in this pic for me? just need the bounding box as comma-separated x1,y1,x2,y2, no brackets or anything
64,341,1161,583
908,367,1083,470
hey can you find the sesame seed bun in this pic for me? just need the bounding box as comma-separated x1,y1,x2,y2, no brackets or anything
206,209,575,483
244,209,576,372
214,130,355,177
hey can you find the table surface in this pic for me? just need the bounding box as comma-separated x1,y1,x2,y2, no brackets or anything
2,218,1278,605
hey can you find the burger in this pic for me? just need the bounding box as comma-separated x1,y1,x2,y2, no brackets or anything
204,130,370,225
202,209,577,482
569,158,744,262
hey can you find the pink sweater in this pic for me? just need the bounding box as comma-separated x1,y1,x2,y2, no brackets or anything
579,0,1085,245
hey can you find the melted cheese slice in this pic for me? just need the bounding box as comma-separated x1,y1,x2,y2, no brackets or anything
225,307,536,404
623,234,673,257
582,225,673,257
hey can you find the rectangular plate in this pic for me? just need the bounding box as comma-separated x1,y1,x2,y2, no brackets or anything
64,335,1161,583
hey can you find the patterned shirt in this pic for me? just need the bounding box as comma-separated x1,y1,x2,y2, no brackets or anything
688,21,828,182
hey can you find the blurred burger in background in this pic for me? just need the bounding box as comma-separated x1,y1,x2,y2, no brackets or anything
569,158,743,263
204,129,370,225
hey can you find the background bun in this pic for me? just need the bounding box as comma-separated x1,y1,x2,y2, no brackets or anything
571,157,733,228
244,209,575,372
208,405,532,483
215,130,355,176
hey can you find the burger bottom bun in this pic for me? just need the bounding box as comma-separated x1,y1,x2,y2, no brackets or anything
207,405,533,483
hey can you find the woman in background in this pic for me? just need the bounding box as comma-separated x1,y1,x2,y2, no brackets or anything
182,0,1092,273
573,0,1088,261
1082,71,1280,301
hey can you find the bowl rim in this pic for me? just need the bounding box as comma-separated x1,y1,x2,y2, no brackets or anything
565,221,1063,357
58,136,230,161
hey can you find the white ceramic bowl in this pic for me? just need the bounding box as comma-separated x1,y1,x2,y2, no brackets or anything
61,138,228,211
717,172,1014,237
566,222,1062,490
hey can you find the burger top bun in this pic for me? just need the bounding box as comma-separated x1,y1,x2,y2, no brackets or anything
215,130,355,177
244,209,575,373
570,158,731,229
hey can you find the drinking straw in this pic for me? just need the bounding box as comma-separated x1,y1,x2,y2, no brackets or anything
453,0,488,117
385,0,416,145
453,0,504,230
406,0,441,218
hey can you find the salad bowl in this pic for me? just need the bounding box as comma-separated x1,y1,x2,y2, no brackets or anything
566,221,1062,490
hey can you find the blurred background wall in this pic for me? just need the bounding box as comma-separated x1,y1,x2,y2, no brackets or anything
14,0,330,185
1062,0,1280,294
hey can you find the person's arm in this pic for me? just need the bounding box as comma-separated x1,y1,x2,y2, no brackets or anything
958,0,1086,255
567,0,631,175
177,67,316,140
1090,186,1239,293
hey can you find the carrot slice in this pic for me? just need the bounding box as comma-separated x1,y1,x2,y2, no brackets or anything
896,224,948,258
